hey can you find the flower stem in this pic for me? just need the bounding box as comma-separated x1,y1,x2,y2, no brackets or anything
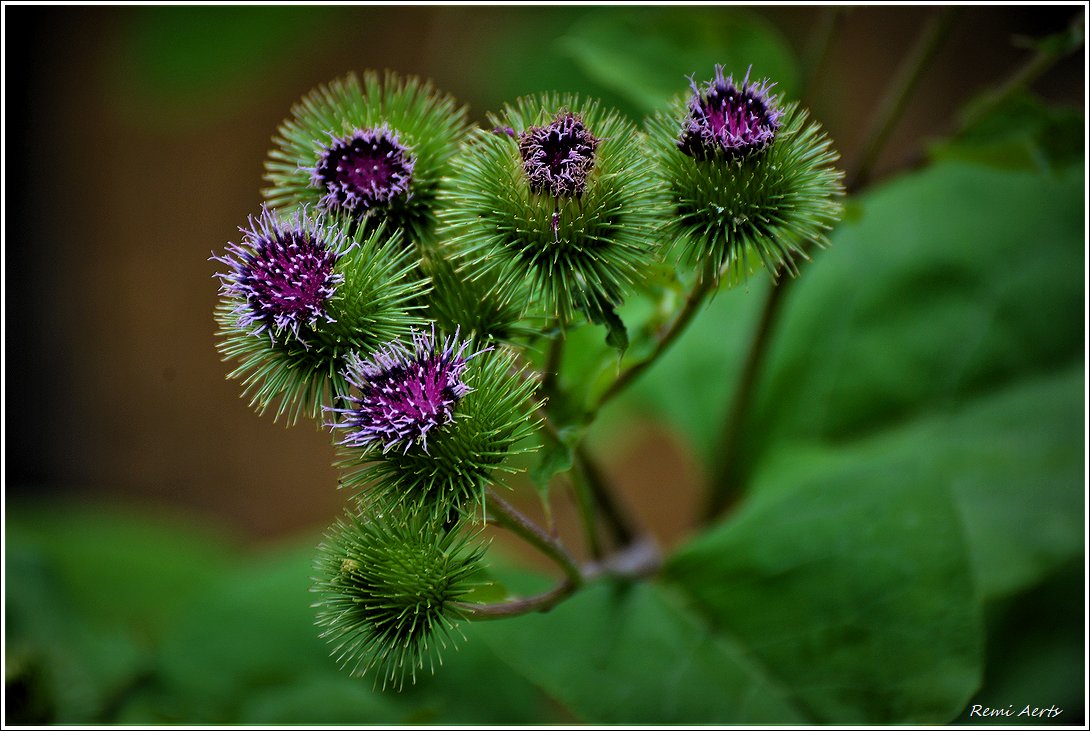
797,6,848,103
702,276,792,522
541,322,566,398
573,443,638,548
454,536,662,620
485,488,583,586
848,6,960,192
453,579,576,620
703,9,961,525
959,11,1084,130
593,261,718,413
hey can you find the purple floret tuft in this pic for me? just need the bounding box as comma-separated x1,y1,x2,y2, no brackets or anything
518,112,600,198
310,125,415,214
678,65,783,160
327,327,488,454
213,207,347,343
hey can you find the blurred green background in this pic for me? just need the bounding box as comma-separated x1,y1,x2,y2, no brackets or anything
4,4,1085,725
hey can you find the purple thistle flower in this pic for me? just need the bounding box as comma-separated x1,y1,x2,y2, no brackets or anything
309,124,415,214
213,207,348,342
328,328,488,454
518,112,601,197
678,65,783,160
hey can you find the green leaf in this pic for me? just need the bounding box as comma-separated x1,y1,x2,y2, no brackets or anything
667,432,984,724
147,541,563,725
601,305,629,354
746,161,1083,468
939,367,1084,601
530,423,582,491
668,363,1082,724
473,579,806,724
111,6,344,128
4,543,148,724
931,92,1084,172
5,501,233,633
955,559,1084,725
559,7,799,115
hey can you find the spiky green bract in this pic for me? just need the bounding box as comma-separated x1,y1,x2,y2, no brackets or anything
647,100,844,284
420,249,533,344
263,70,470,249
335,345,541,518
438,93,662,326
215,217,426,425
313,508,485,689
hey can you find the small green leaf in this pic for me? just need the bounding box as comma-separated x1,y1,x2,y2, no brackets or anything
530,423,582,490
600,305,629,354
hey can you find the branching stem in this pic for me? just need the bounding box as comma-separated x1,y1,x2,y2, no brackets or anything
593,262,719,413
454,536,661,620
454,579,576,620
485,488,583,586
849,7,960,192
703,275,792,521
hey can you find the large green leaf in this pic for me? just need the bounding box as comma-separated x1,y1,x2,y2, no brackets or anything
940,367,1084,601
472,578,806,724
667,363,1082,724
667,426,984,723
4,502,233,723
614,160,1082,472
148,543,565,725
5,543,148,724
746,160,1083,470
5,501,233,633
955,559,1085,726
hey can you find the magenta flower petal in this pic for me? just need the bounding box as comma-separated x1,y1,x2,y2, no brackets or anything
518,112,600,197
678,65,783,160
213,207,347,342
328,328,486,454
310,124,415,214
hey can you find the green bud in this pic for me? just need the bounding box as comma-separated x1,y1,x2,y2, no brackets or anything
646,68,844,284
437,93,663,328
213,209,425,425
263,70,471,249
334,344,541,517
313,509,486,689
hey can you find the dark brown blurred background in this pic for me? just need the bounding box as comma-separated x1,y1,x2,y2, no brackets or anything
4,5,1083,548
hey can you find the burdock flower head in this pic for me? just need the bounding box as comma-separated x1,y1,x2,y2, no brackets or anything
310,124,415,214
213,207,425,425
314,508,485,689
213,207,348,344
437,93,660,342
518,112,600,198
264,71,471,248
331,331,540,516
678,65,783,160
327,327,483,455
647,65,844,283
